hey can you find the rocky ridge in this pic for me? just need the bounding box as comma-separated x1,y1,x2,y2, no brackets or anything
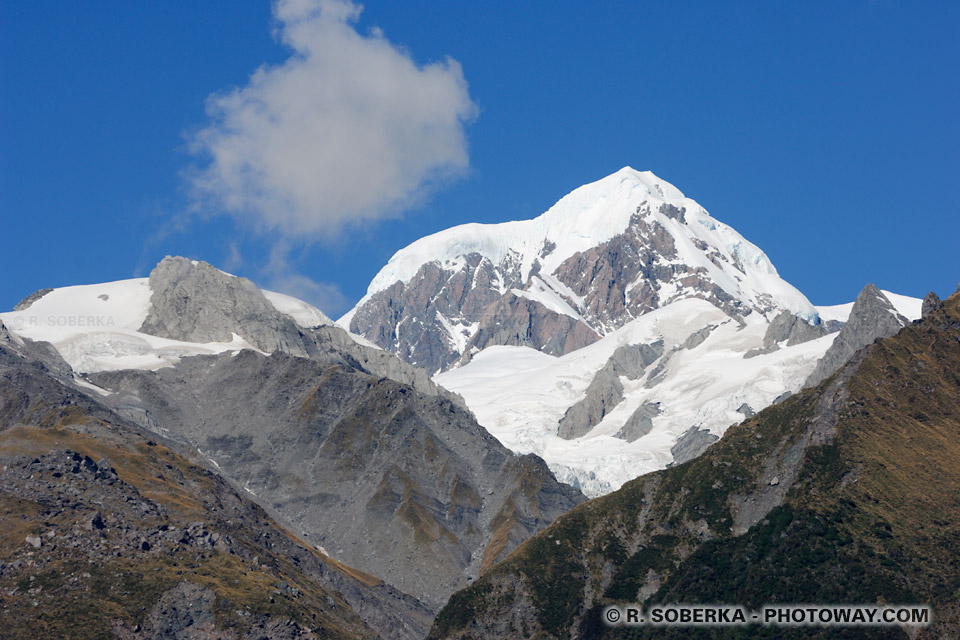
429,286,960,640
88,349,584,610
0,325,433,639
139,256,459,405
52,257,586,611
804,283,909,388
556,340,664,440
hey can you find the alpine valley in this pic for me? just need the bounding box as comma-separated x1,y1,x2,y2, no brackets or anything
2,167,955,639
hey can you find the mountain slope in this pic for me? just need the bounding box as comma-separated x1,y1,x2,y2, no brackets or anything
88,348,584,609
436,298,840,496
2,257,586,612
429,285,960,640
0,320,432,640
346,168,927,495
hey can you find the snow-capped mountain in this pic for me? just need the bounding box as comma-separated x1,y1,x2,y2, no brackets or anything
1,270,331,374
1,257,585,609
344,167,817,375
343,167,922,495
435,289,920,496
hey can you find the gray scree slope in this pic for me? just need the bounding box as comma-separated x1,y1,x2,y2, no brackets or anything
0,320,436,640
93,257,586,610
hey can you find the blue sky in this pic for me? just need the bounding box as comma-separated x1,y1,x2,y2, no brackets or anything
2,1,958,317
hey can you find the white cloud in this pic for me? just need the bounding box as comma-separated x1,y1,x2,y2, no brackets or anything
188,0,477,237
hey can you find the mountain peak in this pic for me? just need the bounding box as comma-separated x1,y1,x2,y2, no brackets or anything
139,256,313,356
347,167,818,375
805,283,910,388
356,167,815,322
358,168,693,304
608,166,685,199
343,168,851,493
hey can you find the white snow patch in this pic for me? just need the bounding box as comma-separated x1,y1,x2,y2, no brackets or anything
537,272,585,311
814,290,921,325
511,277,583,321
881,290,922,321
814,302,854,323
335,307,356,329
436,312,477,354
71,377,112,397
436,298,835,497
262,289,332,328
1,279,265,373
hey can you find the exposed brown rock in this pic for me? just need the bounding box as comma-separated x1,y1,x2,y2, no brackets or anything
462,292,599,362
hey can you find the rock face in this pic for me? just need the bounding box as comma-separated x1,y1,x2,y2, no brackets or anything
744,310,833,359
547,211,745,331
557,340,663,440
90,348,585,611
805,283,908,388
13,287,53,311
429,288,960,640
762,309,831,347
461,292,599,362
0,318,76,382
556,367,624,440
140,256,313,355
0,334,434,640
668,425,719,465
922,291,943,317
614,402,661,443
347,254,522,373
606,340,667,379
346,168,818,375
139,256,458,404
